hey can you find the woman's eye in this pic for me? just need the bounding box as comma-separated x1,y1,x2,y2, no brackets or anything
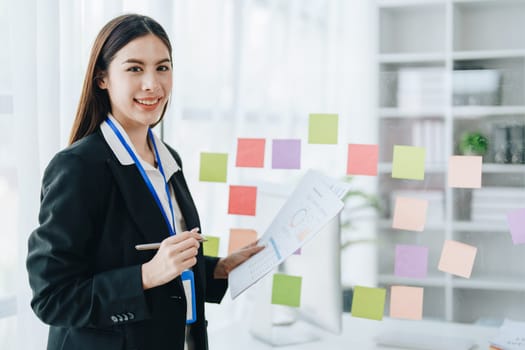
127,66,142,72
158,65,170,72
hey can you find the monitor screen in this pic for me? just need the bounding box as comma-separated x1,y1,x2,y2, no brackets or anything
248,182,343,346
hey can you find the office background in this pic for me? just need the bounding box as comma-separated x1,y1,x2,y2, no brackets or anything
0,0,523,349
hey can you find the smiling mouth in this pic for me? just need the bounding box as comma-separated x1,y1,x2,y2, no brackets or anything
134,97,161,106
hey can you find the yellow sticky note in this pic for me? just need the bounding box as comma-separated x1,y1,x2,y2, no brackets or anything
392,197,428,232
392,145,426,180
351,286,386,321
390,286,424,320
199,153,228,182
228,229,257,254
448,155,482,188
438,240,477,278
271,273,302,307
203,236,220,257
308,114,339,144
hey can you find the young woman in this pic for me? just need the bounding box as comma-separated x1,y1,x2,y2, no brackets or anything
26,14,262,350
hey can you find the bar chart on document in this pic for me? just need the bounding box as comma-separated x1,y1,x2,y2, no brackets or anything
229,170,347,299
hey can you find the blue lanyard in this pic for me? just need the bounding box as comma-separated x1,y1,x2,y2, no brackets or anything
106,117,176,236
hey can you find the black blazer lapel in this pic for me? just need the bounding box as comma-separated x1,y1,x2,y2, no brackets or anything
106,158,171,245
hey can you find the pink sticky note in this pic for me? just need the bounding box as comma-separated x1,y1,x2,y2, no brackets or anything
236,138,265,168
438,240,477,278
392,197,428,232
507,208,525,245
228,185,257,216
395,245,428,278
272,139,301,169
347,144,379,176
390,286,424,320
448,156,482,188
228,228,258,254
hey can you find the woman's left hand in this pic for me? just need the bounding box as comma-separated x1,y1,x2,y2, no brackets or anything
213,241,265,279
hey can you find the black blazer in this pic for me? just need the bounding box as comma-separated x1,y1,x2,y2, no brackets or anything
26,130,227,350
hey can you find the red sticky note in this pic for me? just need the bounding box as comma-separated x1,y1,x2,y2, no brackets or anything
228,229,258,254
228,185,257,216
347,144,379,176
236,138,266,168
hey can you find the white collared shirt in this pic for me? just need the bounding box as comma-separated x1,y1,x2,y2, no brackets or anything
100,114,187,234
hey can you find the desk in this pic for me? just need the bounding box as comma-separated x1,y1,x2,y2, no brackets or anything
209,314,498,349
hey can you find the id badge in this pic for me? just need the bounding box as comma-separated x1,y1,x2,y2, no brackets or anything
181,270,197,324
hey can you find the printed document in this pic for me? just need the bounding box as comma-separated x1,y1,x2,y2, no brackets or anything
229,170,347,299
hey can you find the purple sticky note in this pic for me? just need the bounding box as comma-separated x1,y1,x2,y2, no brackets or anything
507,208,525,245
272,139,301,169
395,244,429,278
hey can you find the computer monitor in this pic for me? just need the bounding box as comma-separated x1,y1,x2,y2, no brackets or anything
248,182,342,346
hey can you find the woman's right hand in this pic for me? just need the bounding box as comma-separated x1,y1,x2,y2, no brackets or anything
141,228,202,290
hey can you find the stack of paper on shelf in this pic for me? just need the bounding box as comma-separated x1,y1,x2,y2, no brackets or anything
411,119,445,165
391,190,444,226
470,188,525,223
397,67,446,111
489,319,525,350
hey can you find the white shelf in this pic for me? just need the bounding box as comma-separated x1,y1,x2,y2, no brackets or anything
380,107,446,118
377,0,525,323
482,164,525,174
452,276,525,292
378,162,446,173
379,52,446,64
379,274,446,287
452,105,525,118
378,219,445,231
378,0,446,8
453,49,525,60
452,221,509,233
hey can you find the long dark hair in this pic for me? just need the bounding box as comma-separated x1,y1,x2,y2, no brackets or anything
69,14,172,145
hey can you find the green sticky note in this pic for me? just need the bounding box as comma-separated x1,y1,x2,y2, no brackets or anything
392,145,426,180
199,153,228,182
351,286,386,321
308,114,339,144
271,273,302,307
203,236,220,257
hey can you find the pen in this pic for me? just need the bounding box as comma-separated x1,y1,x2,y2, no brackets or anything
135,238,208,251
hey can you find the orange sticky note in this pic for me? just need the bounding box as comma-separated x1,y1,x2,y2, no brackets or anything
236,138,265,168
347,144,379,176
448,156,482,188
228,185,257,216
228,228,258,254
438,240,477,278
390,286,424,320
392,197,428,232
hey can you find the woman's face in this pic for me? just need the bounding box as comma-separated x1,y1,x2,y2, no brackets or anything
98,34,172,130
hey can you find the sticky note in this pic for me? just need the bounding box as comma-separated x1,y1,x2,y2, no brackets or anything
438,240,477,278
271,273,302,307
236,138,265,168
507,208,525,245
272,139,301,169
448,155,482,188
392,145,426,180
228,185,257,216
390,286,424,320
228,229,258,254
203,236,220,257
395,244,429,278
351,286,386,321
392,197,428,232
199,153,228,182
347,144,379,176
308,113,338,144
